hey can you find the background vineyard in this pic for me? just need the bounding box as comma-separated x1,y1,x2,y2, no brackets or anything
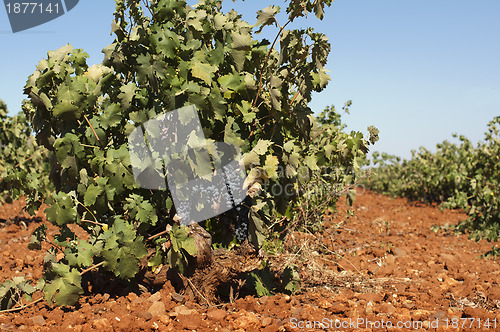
366,116,500,253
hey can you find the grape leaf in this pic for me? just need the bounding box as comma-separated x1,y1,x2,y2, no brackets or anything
43,264,83,306
190,61,217,85
45,192,77,226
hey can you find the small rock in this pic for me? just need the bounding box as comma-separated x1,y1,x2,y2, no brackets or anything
259,296,269,304
262,317,273,327
331,302,347,314
92,318,111,330
0,324,14,330
412,309,430,320
393,248,407,257
31,315,45,326
171,305,195,317
207,308,227,320
463,306,484,319
148,301,166,317
365,301,374,315
170,292,184,303
290,307,302,316
318,299,332,309
92,307,106,314
158,315,171,325
136,311,153,321
379,303,396,316
148,292,162,302
440,253,456,262
127,292,138,302
232,312,260,330
358,292,383,303
284,295,291,302
178,316,200,330
429,310,447,320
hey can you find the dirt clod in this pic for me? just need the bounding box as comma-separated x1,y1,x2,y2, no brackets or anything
148,301,166,317
207,308,227,320
31,315,45,326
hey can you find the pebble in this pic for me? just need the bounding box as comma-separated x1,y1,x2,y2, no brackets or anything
170,305,195,317
136,311,153,321
330,302,347,314
170,292,184,303
290,307,302,316
148,301,166,317
148,292,162,302
92,318,111,330
262,317,273,327
126,292,138,302
393,248,407,257
207,308,227,320
31,315,45,326
429,310,447,320
379,303,396,316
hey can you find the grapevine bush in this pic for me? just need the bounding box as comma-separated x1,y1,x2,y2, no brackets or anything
367,116,500,244
0,99,51,211
16,0,378,306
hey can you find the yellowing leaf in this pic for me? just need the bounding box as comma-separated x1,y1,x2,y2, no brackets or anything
190,61,217,85
231,31,252,50
264,155,279,179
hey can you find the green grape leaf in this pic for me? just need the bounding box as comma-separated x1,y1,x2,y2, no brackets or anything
190,61,217,85
28,224,47,250
149,27,180,59
44,264,83,306
218,73,244,91
65,240,102,268
118,83,137,109
100,103,122,129
84,177,110,206
255,6,279,30
45,192,77,226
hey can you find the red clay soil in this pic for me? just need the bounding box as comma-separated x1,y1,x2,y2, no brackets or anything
0,191,499,331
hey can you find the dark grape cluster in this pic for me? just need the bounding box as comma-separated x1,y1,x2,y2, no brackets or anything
234,195,251,241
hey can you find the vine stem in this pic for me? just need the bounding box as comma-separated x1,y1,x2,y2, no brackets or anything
252,18,292,108
310,128,326,142
289,90,301,107
147,230,169,242
185,277,212,307
83,114,104,149
81,219,107,228
76,200,99,225
0,297,44,314
80,261,106,276
14,147,48,168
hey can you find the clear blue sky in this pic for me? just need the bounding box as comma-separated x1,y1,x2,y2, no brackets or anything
1,0,498,159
